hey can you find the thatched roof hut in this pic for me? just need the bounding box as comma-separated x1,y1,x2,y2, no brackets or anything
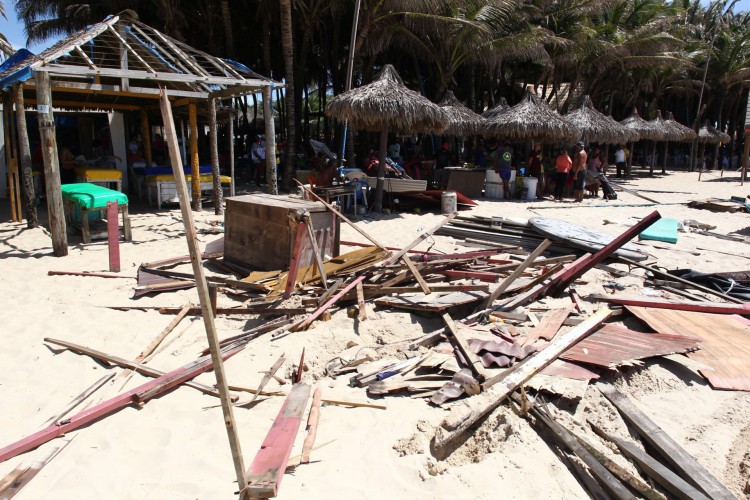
698,121,730,144
485,90,579,142
664,112,696,142
647,110,678,142
326,64,445,133
482,97,509,120
437,90,486,136
564,95,632,144
619,109,662,141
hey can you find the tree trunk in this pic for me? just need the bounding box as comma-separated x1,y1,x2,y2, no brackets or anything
373,128,388,212
280,0,296,192
209,98,223,215
263,85,279,195
220,0,234,58
13,84,38,228
188,103,201,211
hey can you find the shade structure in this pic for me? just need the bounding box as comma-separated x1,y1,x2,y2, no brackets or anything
698,120,730,144
664,112,696,142
647,110,676,142
437,90,486,136
326,64,446,134
619,108,661,142
482,97,509,120
326,64,446,211
564,95,632,144
485,90,579,142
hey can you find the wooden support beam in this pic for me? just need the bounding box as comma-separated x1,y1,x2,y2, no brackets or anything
589,294,750,315
188,102,201,210
160,91,248,493
547,211,661,296
0,345,242,464
598,384,735,500
246,384,311,498
483,239,551,308
432,308,612,456
209,97,223,215
34,71,67,256
13,83,38,228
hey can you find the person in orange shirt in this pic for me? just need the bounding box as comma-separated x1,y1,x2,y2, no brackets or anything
554,149,572,201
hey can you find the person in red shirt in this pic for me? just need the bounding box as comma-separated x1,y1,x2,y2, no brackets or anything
554,149,572,201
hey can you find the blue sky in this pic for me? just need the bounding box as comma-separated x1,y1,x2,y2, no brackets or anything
2,0,750,53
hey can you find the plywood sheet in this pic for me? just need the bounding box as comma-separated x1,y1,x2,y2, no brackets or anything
627,306,750,391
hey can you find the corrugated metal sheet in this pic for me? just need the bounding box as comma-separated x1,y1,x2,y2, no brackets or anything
561,324,701,368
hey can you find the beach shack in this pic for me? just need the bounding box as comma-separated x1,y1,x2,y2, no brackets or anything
0,10,282,256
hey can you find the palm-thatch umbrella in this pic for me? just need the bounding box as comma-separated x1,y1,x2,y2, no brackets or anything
619,108,662,175
697,120,730,173
659,112,696,173
326,64,446,211
438,90,486,136
485,90,580,143
564,95,632,145
646,110,677,176
482,97,509,120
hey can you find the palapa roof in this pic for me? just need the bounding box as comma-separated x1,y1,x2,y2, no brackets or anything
326,64,445,133
484,90,579,142
564,95,632,144
619,108,661,142
698,121,730,144
0,11,278,111
663,112,696,142
646,110,674,142
437,90,486,136
482,97,509,120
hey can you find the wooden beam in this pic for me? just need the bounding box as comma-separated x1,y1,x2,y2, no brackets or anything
483,239,551,308
402,256,431,294
246,384,311,498
432,308,612,455
598,384,735,500
160,90,248,494
589,294,750,315
34,71,68,256
188,102,201,210
547,211,661,296
0,345,242,464
25,97,142,111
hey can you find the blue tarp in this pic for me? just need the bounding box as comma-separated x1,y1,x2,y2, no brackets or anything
0,48,35,90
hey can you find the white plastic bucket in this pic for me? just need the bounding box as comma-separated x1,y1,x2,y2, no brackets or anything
441,191,457,214
484,170,516,199
522,177,538,200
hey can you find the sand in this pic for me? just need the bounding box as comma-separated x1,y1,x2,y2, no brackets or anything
1,170,749,499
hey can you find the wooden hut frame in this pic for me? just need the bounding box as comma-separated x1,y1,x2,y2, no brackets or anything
0,11,282,256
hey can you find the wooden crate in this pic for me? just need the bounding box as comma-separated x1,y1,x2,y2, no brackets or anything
224,194,339,271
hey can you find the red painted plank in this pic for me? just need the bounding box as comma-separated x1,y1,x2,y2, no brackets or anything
293,275,367,331
592,294,750,315
246,384,311,498
106,201,120,272
283,221,309,298
0,345,243,464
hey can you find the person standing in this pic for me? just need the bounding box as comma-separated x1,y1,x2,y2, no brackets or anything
251,134,266,185
495,139,514,199
554,149,572,201
572,141,587,202
527,143,544,199
614,145,626,178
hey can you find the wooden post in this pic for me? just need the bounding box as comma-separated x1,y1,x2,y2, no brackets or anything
106,201,121,272
228,108,236,196
13,84,38,228
159,91,248,495
209,97,223,214
3,90,22,222
35,71,68,257
140,110,152,167
188,102,201,210
263,85,278,195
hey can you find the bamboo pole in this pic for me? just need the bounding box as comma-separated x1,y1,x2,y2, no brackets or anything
188,102,201,210
159,90,248,496
209,97,223,214
13,83,38,228
35,71,68,257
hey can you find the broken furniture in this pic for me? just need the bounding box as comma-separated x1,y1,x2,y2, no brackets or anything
61,183,132,244
145,173,233,208
224,194,340,271
313,184,358,213
74,166,123,192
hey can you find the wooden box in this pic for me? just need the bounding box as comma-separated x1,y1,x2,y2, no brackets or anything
224,194,339,271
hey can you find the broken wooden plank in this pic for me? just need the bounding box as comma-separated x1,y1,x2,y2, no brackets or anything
432,308,612,456
246,383,312,498
292,275,367,331
598,384,735,500
385,213,458,265
47,270,132,279
0,345,243,464
301,387,323,464
158,306,306,316
590,294,750,315
402,255,431,294
355,281,367,321
43,374,115,427
0,440,72,499
284,221,309,298
522,306,574,346
442,312,487,381
375,290,487,313
547,211,661,296
483,239,551,308
250,355,286,404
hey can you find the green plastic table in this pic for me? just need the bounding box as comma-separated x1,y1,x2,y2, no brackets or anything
61,183,132,243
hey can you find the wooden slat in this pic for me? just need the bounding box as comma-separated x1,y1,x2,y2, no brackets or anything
522,305,574,346
301,387,323,464
402,256,431,294
246,384,311,498
598,384,735,500
483,239,551,308
591,294,750,315
442,312,487,381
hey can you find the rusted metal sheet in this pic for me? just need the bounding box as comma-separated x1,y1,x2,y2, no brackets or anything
627,306,750,391
540,359,600,381
561,324,701,368
134,267,194,297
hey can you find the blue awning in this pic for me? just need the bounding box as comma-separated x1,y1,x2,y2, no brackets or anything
0,49,36,90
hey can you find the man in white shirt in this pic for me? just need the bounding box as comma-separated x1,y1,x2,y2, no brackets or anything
251,134,266,184
614,145,626,179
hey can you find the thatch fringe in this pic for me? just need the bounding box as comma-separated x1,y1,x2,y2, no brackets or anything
484,90,579,142
619,108,662,142
482,97,509,120
437,90,486,136
664,111,696,142
698,120,730,144
564,95,633,144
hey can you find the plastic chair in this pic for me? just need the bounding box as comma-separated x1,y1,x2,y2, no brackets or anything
345,179,369,212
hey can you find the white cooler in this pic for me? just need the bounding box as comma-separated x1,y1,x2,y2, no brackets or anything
485,169,516,199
